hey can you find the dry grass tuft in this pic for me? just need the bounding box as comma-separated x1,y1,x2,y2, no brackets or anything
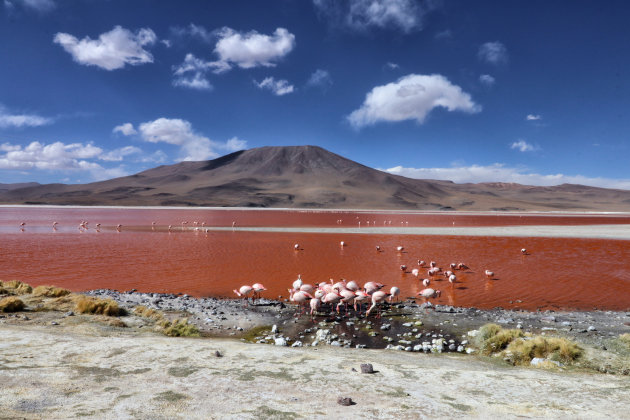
476,323,524,355
505,336,582,366
0,296,25,312
134,305,163,321
619,333,630,347
33,285,71,298
1,280,33,295
75,296,120,316
162,318,200,337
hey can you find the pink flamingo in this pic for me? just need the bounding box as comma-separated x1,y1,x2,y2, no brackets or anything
375,245,381,251
233,285,254,305
485,270,494,278
418,288,441,310
294,243,300,250
151,221,156,230
363,281,384,295
299,283,315,294
336,289,356,313
389,286,400,303
345,280,359,292
289,289,313,316
116,224,122,232
292,274,303,290
521,248,527,255
448,274,456,284
322,291,342,314
340,241,346,247
422,278,430,287
457,262,469,270
411,268,420,277
309,297,321,318
418,260,426,267
396,246,404,252
252,283,267,301
366,291,390,317
353,290,370,312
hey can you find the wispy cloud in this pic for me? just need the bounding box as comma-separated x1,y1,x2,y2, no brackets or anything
54,26,157,71
478,41,508,65
255,77,295,96
348,73,480,128
385,163,630,190
526,114,542,121
479,74,495,86
510,139,538,152
5,0,55,13
306,69,332,89
0,106,53,128
314,0,427,34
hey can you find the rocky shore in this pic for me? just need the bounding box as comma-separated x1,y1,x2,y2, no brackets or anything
85,289,630,373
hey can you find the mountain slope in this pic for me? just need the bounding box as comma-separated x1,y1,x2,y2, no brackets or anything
2,145,630,211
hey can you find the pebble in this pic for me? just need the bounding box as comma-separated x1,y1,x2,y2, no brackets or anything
337,397,355,406
291,341,303,347
360,363,374,374
274,337,288,346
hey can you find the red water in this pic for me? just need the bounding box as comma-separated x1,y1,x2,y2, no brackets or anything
1,207,629,311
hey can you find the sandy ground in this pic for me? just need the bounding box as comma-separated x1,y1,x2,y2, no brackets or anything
1,322,629,420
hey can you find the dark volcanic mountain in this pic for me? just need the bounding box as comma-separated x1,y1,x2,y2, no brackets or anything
2,145,630,211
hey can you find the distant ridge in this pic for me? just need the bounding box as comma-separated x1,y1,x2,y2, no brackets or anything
2,145,630,211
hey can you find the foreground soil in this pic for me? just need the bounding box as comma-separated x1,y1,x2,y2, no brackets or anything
1,322,630,420
1,293,630,419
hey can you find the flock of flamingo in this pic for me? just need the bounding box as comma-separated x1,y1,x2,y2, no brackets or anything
18,220,527,318
234,241,528,319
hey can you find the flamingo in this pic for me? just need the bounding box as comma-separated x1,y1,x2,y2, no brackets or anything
345,280,359,292
366,291,390,317
181,221,188,231
457,262,469,270
20,222,26,227
418,288,441,310
375,245,381,251
422,278,430,287
363,281,384,295
116,224,122,232
252,283,267,301
396,246,404,252
411,268,420,277
389,286,400,303
430,261,437,268
233,285,254,305
314,289,325,299
289,289,313,316
448,274,456,284
521,248,527,255
336,289,356,313
294,243,300,250
485,270,494,278
450,263,457,270
321,291,342,314
151,221,156,230
52,221,58,227
353,290,370,312
309,297,321,318
292,274,303,290
299,283,315,294
168,225,172,232
418,260,426,267
340,241,346,247
400,264,407,271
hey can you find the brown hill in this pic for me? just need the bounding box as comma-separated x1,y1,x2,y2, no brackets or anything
2,145,630,211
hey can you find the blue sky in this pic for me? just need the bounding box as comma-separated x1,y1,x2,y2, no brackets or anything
1,0,630,189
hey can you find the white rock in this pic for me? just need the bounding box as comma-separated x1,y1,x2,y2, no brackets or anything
271,324,278,334
291,341,303,347
274,337,288,346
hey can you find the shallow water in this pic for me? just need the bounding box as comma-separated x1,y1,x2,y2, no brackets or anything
1,207,629,311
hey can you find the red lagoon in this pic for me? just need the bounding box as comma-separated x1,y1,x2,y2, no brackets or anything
1,207,629,311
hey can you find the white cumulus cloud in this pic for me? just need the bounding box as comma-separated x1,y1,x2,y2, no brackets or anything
100,146,142,162
511,140,538,152
526,114,542,121
314,0,425,33
255,77,295,96
211,27,295,72
478,41,508,65
138,118,246,161
479,74,495,86
113,123,137,136
384,163,630,190
53,26,157,70
348,73,481,128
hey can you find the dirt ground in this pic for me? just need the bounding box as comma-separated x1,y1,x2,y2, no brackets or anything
1,314,630,420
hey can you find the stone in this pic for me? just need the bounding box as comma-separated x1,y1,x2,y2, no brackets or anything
360,363,374,374
380,324,391,331
465,348,475,354
337,397,355,406
315,329,330,341
330,341,342,347
291,341,303,347
457,345,464,352
214,351,222,357
402,322,413,327
587,325,597,332
271,324,278,334
274,337,288,346
413,344,422,352
64,311,74,317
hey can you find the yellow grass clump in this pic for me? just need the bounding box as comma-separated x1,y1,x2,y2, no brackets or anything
476,323,524,355
134,305,163,321
2,280,32,295
33,285,71,298
619,333,630,347
505,336,582,366
162,318,200,337
74,296,120,316
0,296,25,312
